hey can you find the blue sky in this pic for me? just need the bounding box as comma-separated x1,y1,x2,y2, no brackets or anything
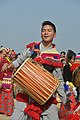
0,0,80,54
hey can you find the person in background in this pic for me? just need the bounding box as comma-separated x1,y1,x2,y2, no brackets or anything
59,50,77,120
0,47,17,116
60,51,66,67
60,51,66,58
2,20,67,120
63,49,76,83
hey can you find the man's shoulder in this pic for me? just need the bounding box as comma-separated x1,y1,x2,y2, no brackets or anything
26,41,41,49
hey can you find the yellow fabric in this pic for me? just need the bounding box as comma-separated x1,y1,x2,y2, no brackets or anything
68,62,72,67
69,82,74,88
5,57,11,63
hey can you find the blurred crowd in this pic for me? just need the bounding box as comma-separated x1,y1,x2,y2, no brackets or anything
0,45,80,119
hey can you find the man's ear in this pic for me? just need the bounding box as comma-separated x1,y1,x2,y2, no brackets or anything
54,33,56,38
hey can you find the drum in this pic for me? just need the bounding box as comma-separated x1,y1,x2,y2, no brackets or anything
72,66,80,87
13,58,60,105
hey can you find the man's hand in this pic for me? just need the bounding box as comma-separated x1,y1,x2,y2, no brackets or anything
2,63,14,72
2,63,9,72
8,63,14,69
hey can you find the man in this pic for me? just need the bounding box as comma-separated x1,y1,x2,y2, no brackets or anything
2,21,67,120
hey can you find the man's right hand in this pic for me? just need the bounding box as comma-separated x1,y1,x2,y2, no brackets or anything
8,63,14,69
2,63,14,72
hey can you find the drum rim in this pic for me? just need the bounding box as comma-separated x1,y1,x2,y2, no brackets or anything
13,58,30,77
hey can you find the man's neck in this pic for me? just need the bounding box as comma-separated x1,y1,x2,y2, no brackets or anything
42,41,52,48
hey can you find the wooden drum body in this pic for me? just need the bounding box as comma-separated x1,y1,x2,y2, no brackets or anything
13,58,60,105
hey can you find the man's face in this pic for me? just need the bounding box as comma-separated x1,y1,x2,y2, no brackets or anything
41,25,56,43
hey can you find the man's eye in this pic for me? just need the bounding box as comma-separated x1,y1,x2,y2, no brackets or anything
48,30,52,32
42,29,45,32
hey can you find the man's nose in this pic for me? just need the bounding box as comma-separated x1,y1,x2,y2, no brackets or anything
44,30,48,34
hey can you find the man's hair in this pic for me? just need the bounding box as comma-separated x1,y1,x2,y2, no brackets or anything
41,21,56,33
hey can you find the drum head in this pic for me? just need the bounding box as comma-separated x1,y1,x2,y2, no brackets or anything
72,66,80,87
